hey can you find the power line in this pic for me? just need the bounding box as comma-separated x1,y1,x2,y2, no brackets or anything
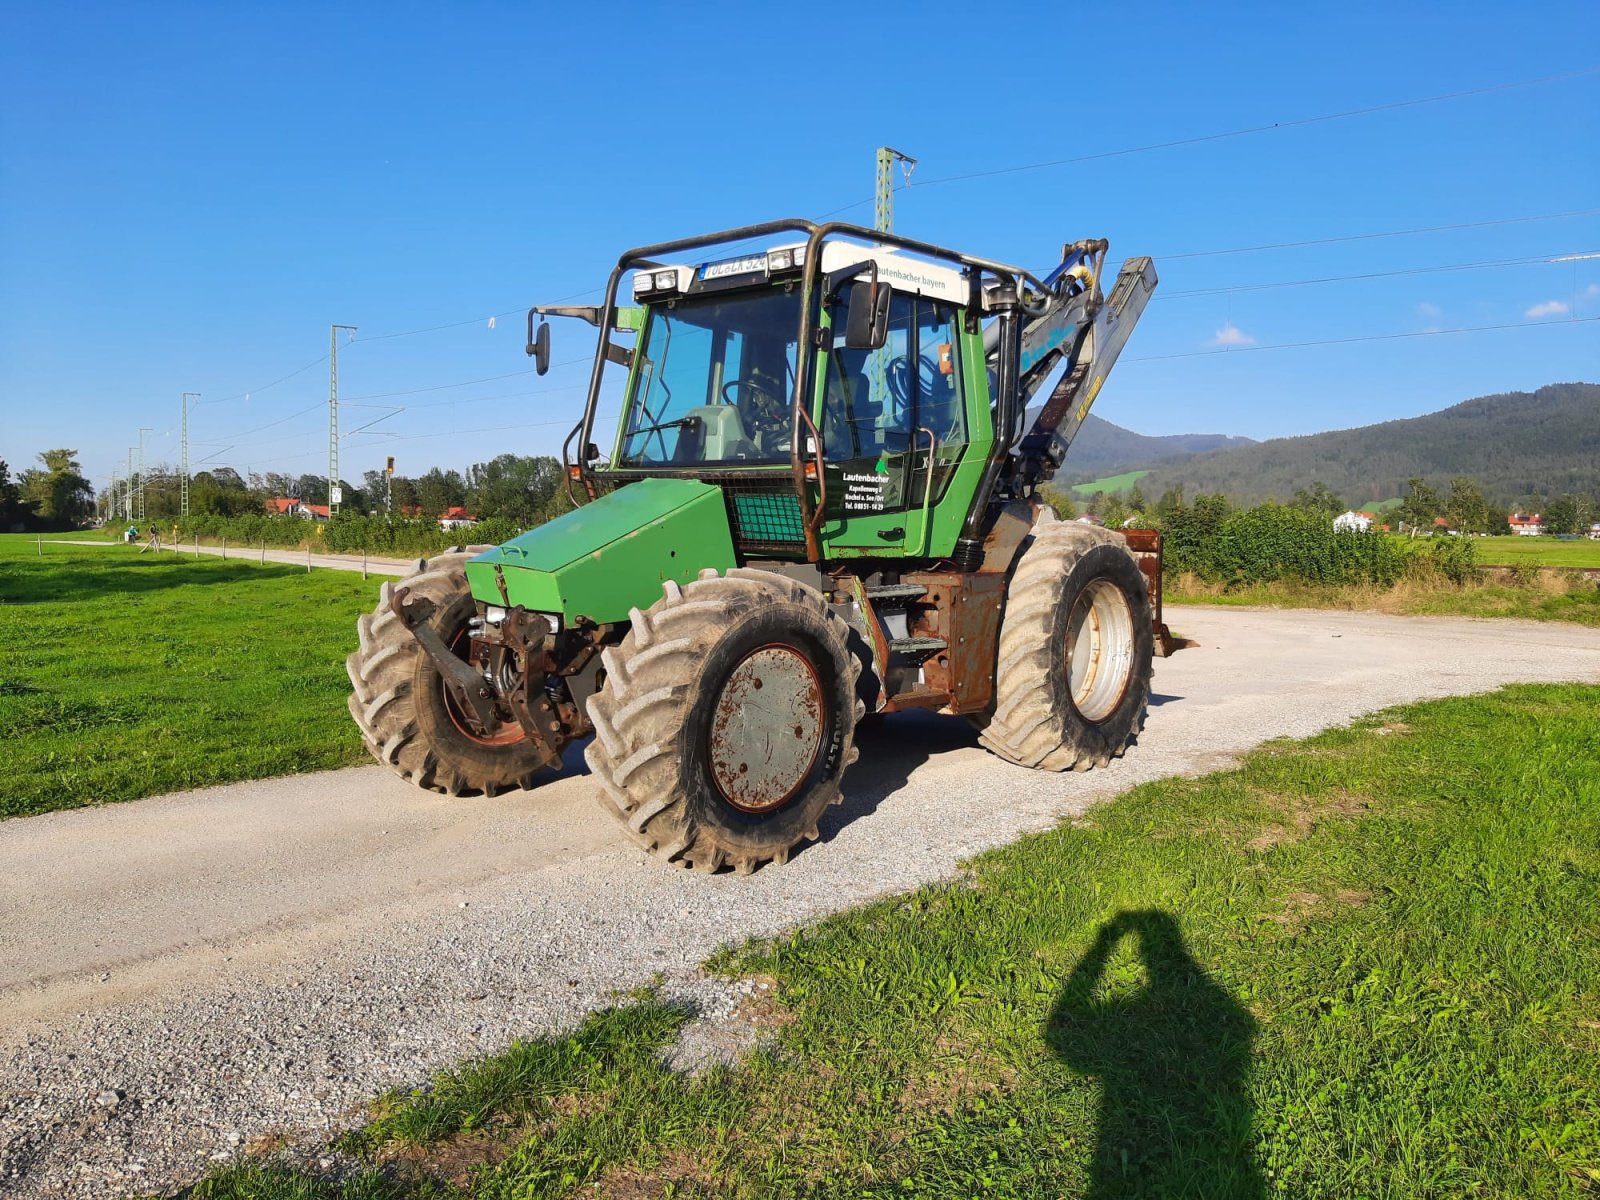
1159,208,1600,261
203,354,329,406
339,357,588,402
1157,250,1598,299
206,400,325,443
1127,315,1600,363
817,67,1600,214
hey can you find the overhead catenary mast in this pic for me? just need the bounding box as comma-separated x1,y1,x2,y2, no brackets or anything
329,324,357,516
874,146,917,234
180,393,200,516
136,428,152,521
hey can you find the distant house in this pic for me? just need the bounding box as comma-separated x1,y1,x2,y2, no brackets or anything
1333,510,1375,532
1508,513,1544,536
264,498,329,521
1588,522,1600,541
438,506,478,531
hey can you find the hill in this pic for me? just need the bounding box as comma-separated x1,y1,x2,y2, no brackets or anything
1056,413,1254,479
1130,382,1600,506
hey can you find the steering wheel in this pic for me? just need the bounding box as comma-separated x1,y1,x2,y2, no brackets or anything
887,354,941,424
720,377,786,436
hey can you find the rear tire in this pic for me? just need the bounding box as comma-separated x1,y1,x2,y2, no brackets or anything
347,549,559,797
978,523,1153,770
586,568,862,873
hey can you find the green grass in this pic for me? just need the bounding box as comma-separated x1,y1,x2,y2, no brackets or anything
1069,469,1151,497
1470,536,1600,568
0,534,393,818
186,684,1600,1198
1166,575,1600,626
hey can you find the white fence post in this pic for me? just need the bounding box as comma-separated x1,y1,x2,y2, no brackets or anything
260,540,266,565
306,544,312,573
221,537,226,560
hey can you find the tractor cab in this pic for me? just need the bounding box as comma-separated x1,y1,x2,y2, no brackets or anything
532,225,1017,567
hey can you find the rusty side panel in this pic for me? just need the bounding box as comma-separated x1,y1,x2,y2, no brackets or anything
903,570,1007,714
899,498,1042,715
1120,529,1189,657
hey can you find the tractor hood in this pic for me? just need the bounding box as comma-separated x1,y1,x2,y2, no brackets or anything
464,477,737,626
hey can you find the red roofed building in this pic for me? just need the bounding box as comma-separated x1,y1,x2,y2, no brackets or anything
438,506,478,531
1508,513,1544,536
263,498,330,520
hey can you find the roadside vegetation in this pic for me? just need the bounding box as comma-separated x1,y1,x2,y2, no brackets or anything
130,512,534,559
0,535,383,818
182,683,1600,1198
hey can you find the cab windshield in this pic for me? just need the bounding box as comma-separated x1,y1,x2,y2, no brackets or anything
618,287,801,467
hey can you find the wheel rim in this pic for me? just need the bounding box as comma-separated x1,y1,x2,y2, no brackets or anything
1065,578,1135,723
443,626,527,747
708,643,825,814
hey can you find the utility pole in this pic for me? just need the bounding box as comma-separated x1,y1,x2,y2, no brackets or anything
126,448,136,522
136,428,152,521
874,146,917,234
329,324,357,516
871,148,916,407
180,392,200,516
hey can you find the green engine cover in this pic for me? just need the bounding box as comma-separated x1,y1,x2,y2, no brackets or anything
463,477,737,626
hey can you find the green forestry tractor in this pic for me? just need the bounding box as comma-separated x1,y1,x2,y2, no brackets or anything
349,219,1177,873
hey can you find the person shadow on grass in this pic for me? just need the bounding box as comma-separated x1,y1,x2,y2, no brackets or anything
1046,910,1263,1198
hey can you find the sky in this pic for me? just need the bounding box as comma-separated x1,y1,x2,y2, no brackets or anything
1,1,1597,494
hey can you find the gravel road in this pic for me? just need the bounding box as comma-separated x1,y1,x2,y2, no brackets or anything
4,607,1600,1197
43,539,416,575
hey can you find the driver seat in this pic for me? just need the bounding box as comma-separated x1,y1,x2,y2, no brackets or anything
682,404,758,461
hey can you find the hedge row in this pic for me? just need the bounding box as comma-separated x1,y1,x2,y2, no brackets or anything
1160,502,1414,587
109,513,536,557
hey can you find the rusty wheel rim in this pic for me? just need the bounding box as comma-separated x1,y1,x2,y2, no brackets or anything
1065,578,1135,723
443,626,526,747
708,643,825,814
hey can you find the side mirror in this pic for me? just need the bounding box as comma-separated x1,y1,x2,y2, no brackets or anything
584,442,601,463
844,282,892,350
528,321,551,375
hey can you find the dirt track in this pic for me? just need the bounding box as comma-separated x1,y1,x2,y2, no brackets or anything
4,607,1600,1197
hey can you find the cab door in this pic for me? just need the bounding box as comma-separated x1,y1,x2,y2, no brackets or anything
817,289,969,555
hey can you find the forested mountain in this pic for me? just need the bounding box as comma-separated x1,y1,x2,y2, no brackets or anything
1055,413,1255,479
1131,382,1600,506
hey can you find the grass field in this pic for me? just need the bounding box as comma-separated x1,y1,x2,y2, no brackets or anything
0,534,386,818
188,683,1600,1199
1069,469,1151,497
1166,571,1600,626
1469,535,1600,567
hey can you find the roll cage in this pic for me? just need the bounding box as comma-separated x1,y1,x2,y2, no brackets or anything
533,218,1115,565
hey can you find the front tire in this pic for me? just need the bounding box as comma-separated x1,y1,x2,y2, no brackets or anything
979,523,1153,770
586,568,862,873
347,550,559,797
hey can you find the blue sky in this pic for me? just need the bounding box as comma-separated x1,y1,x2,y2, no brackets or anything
2,1,1596,492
